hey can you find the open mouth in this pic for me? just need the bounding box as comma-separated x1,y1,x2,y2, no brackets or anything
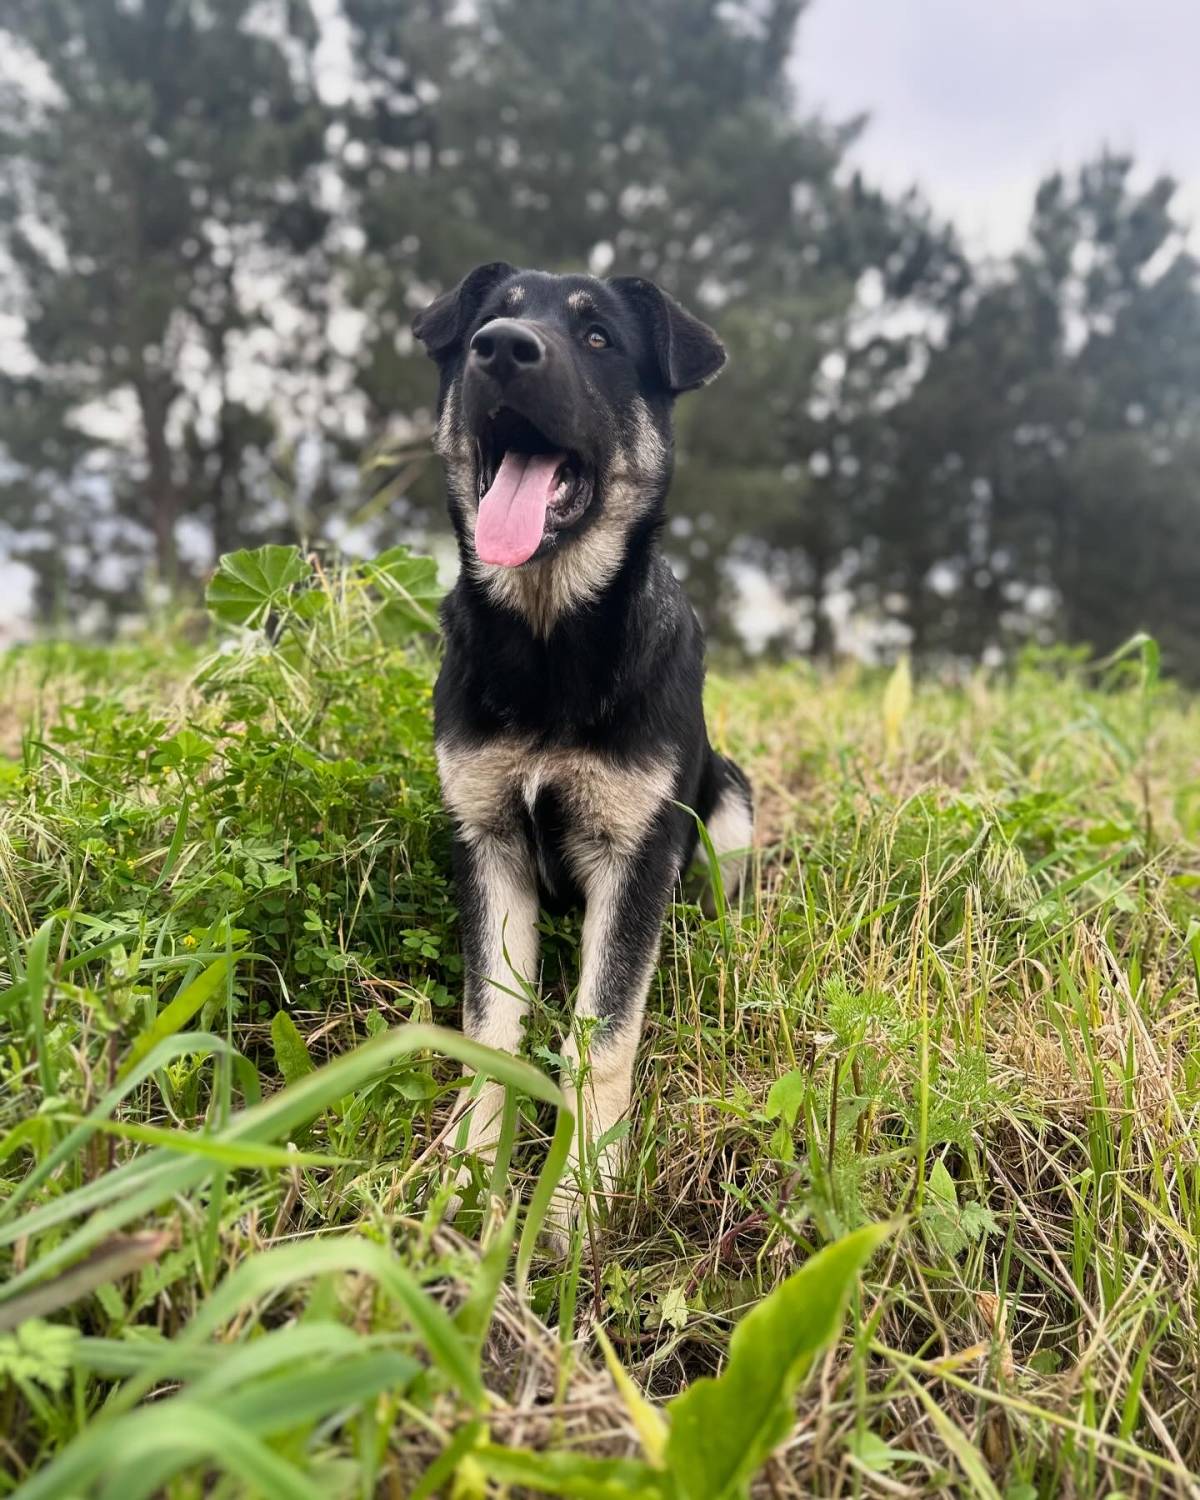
473,407,594,567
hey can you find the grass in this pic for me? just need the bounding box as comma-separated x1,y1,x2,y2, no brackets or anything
2,547,1199,1497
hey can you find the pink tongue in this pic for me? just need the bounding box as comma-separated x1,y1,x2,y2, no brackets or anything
475,450,565,567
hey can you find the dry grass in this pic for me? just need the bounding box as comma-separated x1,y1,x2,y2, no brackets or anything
3,606,1199,1497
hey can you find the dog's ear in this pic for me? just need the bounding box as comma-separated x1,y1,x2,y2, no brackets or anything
609,276,726,394
411,261,517,360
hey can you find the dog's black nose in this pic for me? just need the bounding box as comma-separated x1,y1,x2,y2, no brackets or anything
469,319,545,381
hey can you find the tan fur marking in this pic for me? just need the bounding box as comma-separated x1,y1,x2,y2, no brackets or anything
439,736,675,1215
472,532,624,636
697,782,754,901
470,398,669,635
434,383,466,461
553,854,662,1233
447,828,539,1175
438,738,677,858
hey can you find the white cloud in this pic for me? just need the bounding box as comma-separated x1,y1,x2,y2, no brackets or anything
794,0,1200,254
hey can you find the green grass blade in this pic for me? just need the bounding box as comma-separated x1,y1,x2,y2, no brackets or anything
0,930,135,1019
518,1099,575,1290
105,1236,484,1417
220,1023,567,1149
410,1419,487,1500
183,1321,369,1396
474,1444,668,1499
1,1031,259,1221
902,1372,1003,1500
120,954,241,1078
25,917,56,1098
152,791,190,890
0,1150,188,1249
16,1403,327,1500
67,1115,349,1169
0,1154,210,1299
70,1338,224,1379
209,1350,420,1433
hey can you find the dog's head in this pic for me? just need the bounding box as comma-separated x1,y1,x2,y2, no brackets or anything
412,264,724,608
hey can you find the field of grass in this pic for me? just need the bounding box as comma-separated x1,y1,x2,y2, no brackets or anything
2,547,1199,1499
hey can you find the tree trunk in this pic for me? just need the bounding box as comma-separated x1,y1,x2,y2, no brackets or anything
135,375,178,590
810,546,835,660
905,559,929,660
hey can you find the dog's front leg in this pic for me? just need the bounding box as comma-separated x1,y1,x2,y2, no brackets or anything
556,833,676,1236
449,828,540,1190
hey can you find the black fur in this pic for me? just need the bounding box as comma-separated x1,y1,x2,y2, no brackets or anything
414,264,752,1174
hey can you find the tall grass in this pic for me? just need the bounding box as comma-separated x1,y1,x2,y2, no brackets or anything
1,549,1198,1497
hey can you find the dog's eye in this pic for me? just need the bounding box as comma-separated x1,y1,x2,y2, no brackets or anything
585,325,610,350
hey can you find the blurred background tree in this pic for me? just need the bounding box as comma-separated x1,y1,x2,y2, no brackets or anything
1,0,1198,673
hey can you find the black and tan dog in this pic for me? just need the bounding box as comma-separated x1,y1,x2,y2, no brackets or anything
412,263,753,1224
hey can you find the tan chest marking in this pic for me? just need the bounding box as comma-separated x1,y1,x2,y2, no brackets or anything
438,737,677,860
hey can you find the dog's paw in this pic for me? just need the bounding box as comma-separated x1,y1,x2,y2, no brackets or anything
542,1187,582,1259
439,1153,483,1226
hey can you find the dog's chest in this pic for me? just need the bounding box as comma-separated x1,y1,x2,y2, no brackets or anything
437,736,675,868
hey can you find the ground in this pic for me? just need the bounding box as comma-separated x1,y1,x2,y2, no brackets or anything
1,548,1198,1498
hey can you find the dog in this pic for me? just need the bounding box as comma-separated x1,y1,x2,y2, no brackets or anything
412,263,753,1230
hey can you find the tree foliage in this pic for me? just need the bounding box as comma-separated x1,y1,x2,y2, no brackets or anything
1,2,1198,674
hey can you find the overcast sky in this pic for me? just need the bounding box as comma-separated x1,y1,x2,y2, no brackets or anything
5,0,1199,638
793,0,1200,256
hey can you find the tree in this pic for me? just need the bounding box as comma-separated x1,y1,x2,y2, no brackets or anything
874,155,1200,673
338,0,909,644
680,182,971,654
0,0,331,619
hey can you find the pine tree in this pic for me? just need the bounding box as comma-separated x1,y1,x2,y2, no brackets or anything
0,0,330,618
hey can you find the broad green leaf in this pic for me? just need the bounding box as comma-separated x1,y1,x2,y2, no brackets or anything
844,1429,917,1473
922,1158,997,1260
205,544,309,627
365,545,443,633
764,1069,806,1128
657,1285,689,1331
928,1157,958,1210
271,1010,315,1085
665,1221,894,1500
